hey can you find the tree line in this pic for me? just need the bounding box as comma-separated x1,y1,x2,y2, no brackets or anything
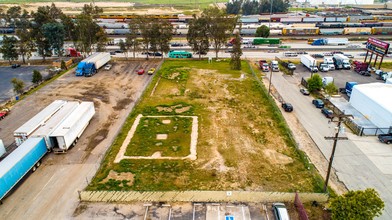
1,5,240,63
226,0,290,15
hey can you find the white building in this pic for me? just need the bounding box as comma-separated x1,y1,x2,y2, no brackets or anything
296,0,374,5
350,83,392,131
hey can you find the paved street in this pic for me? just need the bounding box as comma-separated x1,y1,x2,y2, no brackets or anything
269,70,392,219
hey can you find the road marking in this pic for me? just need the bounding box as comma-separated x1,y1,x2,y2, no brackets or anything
32,171,56,202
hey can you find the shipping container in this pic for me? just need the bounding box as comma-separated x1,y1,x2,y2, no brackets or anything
0,137,47,201
30,102,79,149
350,83,392,132
97,22,126,29
14,100,67,146
344,27,371,35
270,29,282,35
239,17,259,23
240,28,256,35
50,102,95,153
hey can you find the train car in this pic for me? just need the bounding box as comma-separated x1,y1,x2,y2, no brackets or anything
372,27,392,35
282,27,319,35
345,23,365,28
381,22,392,27
348,15,374,22
292,23,316,27
375,16,392,22
319,28,344,35
175,28,188,35
239,17,259,23
104,29,115,35
270,29,282,35
344,27,371,35
113,29,130,35
240,28,257,35
97,22,127,29
316,23,345,28
280,17,302,24
302,17,324,23
362,23,383,28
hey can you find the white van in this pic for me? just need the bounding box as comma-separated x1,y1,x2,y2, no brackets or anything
271,61,279,72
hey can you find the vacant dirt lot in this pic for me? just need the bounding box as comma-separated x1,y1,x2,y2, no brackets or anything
0,59,160,219
89,60,322,193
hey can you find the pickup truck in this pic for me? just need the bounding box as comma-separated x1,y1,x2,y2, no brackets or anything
378,133,392,144
0,109,10,120
259,60,270,72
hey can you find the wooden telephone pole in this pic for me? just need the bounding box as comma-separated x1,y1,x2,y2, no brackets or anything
323,112,353,193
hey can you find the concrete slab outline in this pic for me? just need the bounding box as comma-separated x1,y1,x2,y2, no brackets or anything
114,114,198,163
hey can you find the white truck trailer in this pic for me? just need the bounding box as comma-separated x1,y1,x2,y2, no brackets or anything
333,54,351,70
84,52,111,77
14,100,67,146
301,55,318,72
30,102,79,150
50,102,95,153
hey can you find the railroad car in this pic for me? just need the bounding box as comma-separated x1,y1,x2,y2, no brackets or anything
372,27,392,35
344,27,371,35
282,27,319,35
319,28,344,35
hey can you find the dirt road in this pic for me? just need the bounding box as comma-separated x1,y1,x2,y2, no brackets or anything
0,60,159,219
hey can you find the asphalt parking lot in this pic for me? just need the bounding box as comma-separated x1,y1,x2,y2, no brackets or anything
292,61,381,96
0,65,48,103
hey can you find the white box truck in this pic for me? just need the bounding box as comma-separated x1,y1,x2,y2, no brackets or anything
301,55,318,72
50,102,95,153
323,57,335,70
322,77,334,87
333,54,351,70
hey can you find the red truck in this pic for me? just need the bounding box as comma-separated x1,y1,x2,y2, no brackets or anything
0,109,10,120
65,48,81,57
259,60,270,72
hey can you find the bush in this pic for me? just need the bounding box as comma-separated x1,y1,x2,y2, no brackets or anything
307,74,323,92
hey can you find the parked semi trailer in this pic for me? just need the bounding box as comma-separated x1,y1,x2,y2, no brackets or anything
84,53,111,77
312,38,349,46
30,102,79,149
76,52,111,77
0,137,47,202
50,102,95,153
301,55,318,72
14,100,67,146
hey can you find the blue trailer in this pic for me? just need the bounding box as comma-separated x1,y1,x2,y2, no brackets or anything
0,137,47,202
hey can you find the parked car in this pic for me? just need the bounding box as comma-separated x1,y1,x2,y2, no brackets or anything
359,53,367,56
281,102,293,112
331,51,343,55
109,51,116,55
347,44,360,48
321,108,334,118
136,69,145,75
287,63,296,70
272,203,290,220
344,54,354,58
268,49,279,53
11,64,21,68
311,54,324,58
148,68,156,75
114,50,123,53
148,52,162,56
104,64,112,70
378,133,392,144
312,99,324,108
297,51,308,55
300,88,310,95
0,108,10,120
323,52,333,57
359,70,371,76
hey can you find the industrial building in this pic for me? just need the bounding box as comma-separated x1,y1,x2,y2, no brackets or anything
350,83,392,132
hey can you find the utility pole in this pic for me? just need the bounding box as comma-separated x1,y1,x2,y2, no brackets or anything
268,62,273,96
323,112,353,193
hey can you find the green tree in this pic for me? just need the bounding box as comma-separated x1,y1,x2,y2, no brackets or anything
31,5,56,61
82,3,103,18
0,35,19,64
307,74,323,92
324,82,338,96
226,0,242,14
330,188,384,220
32,70,43,84
6,6,21,28
242,0,259,15
95,27,108,52
43,22,66,57
187,14,209,59
230,32,242,70
15,10,34,64
119,39,127,59
155,19,173,58
256,25,270,38
126,21,141,58
75,14,101,54
202,7,237,59
61,60,67,70
137,17,154,58
11,78,25,95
